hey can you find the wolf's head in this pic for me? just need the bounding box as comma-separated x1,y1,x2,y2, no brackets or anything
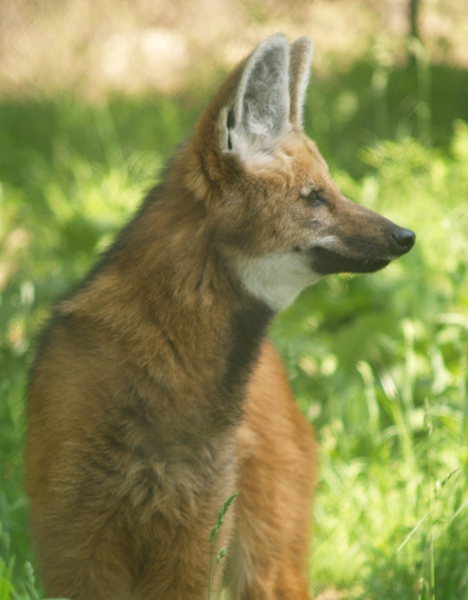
184,33,415,311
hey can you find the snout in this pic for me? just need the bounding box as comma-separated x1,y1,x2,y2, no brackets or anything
308,205,416,276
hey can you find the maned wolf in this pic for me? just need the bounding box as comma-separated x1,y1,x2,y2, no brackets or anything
26,33,415,599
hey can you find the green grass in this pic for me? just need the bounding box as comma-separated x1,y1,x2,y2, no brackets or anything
273,129,468,598
1,54,467,599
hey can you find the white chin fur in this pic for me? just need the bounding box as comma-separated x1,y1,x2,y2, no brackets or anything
236,252,322,312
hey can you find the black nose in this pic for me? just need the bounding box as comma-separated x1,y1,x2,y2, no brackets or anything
392,227,416,254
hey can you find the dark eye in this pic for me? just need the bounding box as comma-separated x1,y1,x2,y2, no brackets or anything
304,189,326,207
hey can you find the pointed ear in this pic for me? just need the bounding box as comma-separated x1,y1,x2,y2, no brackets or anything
220,33,290,160
289,36,313,128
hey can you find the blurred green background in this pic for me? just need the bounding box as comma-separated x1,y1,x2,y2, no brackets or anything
1,1,467,598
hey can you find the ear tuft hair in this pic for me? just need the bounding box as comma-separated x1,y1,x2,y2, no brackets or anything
222,33,291,161
219,34,315,162
289,36,314,128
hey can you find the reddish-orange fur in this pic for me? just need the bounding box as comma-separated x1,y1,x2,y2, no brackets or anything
26,34,414,600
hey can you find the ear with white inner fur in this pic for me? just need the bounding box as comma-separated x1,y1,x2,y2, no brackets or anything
289,36,313,128
220,33,290,160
